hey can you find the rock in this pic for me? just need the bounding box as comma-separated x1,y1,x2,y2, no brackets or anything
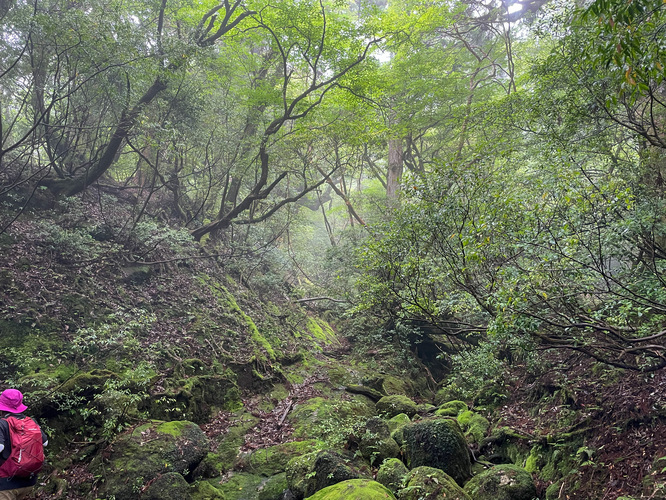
93,420,209,500
376,458,409,495
345,384,385,402
376,395,418,418
387,413,411,434
397,466,471,500
148,371,241,423
456,410,490,444
434,400,469,417
285,450,367,499
258,473,289,500
289,397,374,444
141,472,191,500
463,464,537,500
305,479,396,499
285,451,319,499
401,418,472,486
238,440,321,476
350,417,400,466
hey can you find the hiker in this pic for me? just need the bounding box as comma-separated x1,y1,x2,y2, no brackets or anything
0,389,48,500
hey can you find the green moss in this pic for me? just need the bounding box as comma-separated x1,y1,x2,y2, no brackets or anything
306,317,338,345
399,466,471,500
194,473,264,500
463,464,536,500
199,277,276,360
436,400,469,417
457,410,490,444
258,473,288,500
387,413,411,434
289,397,374,447
240,440,322,476
376,395,418,418
307,479,396,500
155,420,189,437
376,458,409,495
401,419,472,486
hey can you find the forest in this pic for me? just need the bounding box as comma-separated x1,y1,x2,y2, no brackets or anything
1,0,665,498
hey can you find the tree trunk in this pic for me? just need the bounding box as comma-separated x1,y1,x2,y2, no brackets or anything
386,137,403,200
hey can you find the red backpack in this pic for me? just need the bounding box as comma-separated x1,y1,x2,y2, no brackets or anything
0,416,44,478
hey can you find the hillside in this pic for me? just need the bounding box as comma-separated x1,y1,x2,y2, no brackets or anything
0,196,664,500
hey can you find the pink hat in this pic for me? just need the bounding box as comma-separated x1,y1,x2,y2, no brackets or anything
0,389,28,413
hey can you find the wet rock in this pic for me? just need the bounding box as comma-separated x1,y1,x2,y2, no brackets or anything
401,418,472,485
376,458,409,495
93,420,209,500
463,464,537,500
306,479,396,499
376,395,418,418
397,466,471,500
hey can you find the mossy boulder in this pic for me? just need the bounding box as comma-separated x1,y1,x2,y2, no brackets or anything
289,397,374,445
345,384,385,402
376,458,409,495
401,418,472,486
93,420,209,500
387,413,411,434
350,417,400,466
463,464,537,500
238,440,321,476
457,410,490,444
141,472,191,500
306,479,396,499
435,400,469,417
149,372,241,423
397,466,471,500
258,473,289,500
285,450,367,499
376,395,418,418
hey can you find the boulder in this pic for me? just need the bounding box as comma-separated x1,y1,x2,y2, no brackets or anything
141,472,191,500
376,458,409,495
387,413,411,434
435,400,468,417
463,464,537,500
456,410,490,444
93,420,209,500
306,479,396,499
401,418,472,486
285,450,367,499
350,417,400,466
376,395,418,418
397,466,471,500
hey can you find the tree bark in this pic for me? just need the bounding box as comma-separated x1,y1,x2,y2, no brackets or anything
386,137,403,200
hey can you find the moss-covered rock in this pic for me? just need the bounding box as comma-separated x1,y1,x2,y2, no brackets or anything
238,440,321,476
149,371,241,423
285,451,319,499
435,400,469,417
376,395,418,418
387,413,411,434
345,384,385,402
289,397,374,446
350,417,400,466
142,472,192,500
93,420,209,500
258,473,289,500
192,472,263,500
376,458,409,495
463,464,537,500
401,418,472,486
397,466,471,500
457,410,490,444
306,479,396,499
285,450,367,499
